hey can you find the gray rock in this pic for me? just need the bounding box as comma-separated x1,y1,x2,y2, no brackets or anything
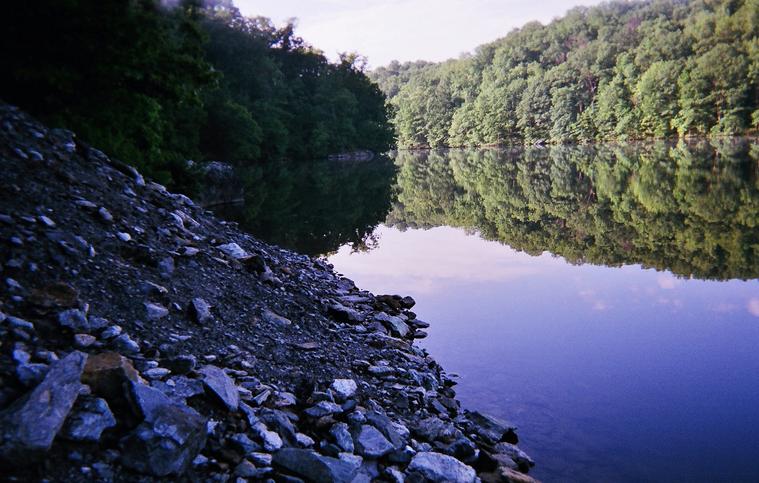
198,365,239,411
327,303,364,323
296,433,315,448
259,408,299,446
74,333,97,348
305,400,343,418
249,452,273,466
116,232,131,242
252,423,283,451
468,411,518,444
374,313,410,338
367,365,395,377
98,207,114,223
365,411,407,450
330,423,354,453
0,351,87,463
58,309,89,332
100,325,122,340
353,425,393,458
144,303,169,320
158,257,175,278
187,298,212,324
330,379,357,402
6,316,34,330
273,448,358,483
143,367,171,379
16,363,49,387
217,242,250,260
407,452,477,483
61,396,116,441
162,355,197,375
152,375,205,402
113,333,140,354
494,442,535,468
120,398,207,476
230,433,260,454
413,416,461,443
262,309,291,328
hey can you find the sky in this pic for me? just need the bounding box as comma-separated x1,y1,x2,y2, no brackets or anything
235,0,606,68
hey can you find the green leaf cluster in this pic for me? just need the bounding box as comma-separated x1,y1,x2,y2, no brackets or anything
371,0,759,147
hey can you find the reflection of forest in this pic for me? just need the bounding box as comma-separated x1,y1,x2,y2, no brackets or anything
387,140,759,280
214,158,397,256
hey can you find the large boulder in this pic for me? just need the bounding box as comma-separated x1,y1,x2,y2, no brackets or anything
408,452,477,483
273,448,358,483
0,351,87,463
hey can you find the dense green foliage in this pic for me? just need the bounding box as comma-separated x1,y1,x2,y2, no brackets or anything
0,0,392,187
371,0,759,148
387,141,759,280
213,157,397,255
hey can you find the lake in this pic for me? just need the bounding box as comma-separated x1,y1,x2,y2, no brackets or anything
214,140,759,482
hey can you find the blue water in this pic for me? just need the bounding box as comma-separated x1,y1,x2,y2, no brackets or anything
329,225,759,482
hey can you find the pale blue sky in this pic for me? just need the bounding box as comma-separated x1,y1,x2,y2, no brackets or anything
235,0,606,67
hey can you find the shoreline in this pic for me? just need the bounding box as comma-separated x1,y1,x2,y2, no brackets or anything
0,103,537,482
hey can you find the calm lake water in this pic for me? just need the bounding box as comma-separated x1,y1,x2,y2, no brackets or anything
216,141,759,482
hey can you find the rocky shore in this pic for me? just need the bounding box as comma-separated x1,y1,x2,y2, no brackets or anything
0,103,537,483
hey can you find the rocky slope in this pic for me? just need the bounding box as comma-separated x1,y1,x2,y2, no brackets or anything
0,103,537,483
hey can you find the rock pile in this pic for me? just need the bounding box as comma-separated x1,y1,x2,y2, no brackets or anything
0,103,537,481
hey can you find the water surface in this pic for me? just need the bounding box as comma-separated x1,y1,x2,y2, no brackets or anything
216,140,759,482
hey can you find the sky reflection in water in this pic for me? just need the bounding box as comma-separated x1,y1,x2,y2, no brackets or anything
329,225,759,482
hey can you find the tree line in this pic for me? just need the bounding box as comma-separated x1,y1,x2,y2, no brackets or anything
0,0,393,189
371,0,759,148
387,141,759,280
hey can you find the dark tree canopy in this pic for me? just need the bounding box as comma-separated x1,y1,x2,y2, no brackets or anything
371,0,759,148
0,0,393,189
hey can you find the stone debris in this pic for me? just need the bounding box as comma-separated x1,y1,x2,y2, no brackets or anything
0,104,537,482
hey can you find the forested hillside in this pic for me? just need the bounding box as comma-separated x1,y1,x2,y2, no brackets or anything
0,0,393,187
371,0,759,148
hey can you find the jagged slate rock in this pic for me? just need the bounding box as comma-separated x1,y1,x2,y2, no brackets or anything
353,425,393,458
88,317,110,331
445,437,477,463
252,423,283,451
272,391,298,407
400,296,416,309
143,367,170,379
296,433,315,448
158,257,175,278
0,351,87,463
120,402,207,476
468,411,518,444
329,423,354,453
187,298,212,324
408,452,477,483
6,315,34,330
385,466,406,483
374,313,410,338
128,381,174,421
100,325,122,339
496,467,539,483
234,460,258,478
494,442,535,469
217,242,250,260
144,302,169,320
367,365,395,377
305,400,343,418
58,309,89,332
365,411,407,450
152,375,205,402
198,365,239,411
250,452,273,466
387,445,415,465
262,309,291,328
82,352,142,408
330,379,357,402
73,333,97,348
413,416,461,443
273,448,358,483
113,333,140,354
260,408,299,446
162,354,197,375
16,363,49,387
61,396,116,441
327,303,364,323
230,433,260,454
408,319,430,329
